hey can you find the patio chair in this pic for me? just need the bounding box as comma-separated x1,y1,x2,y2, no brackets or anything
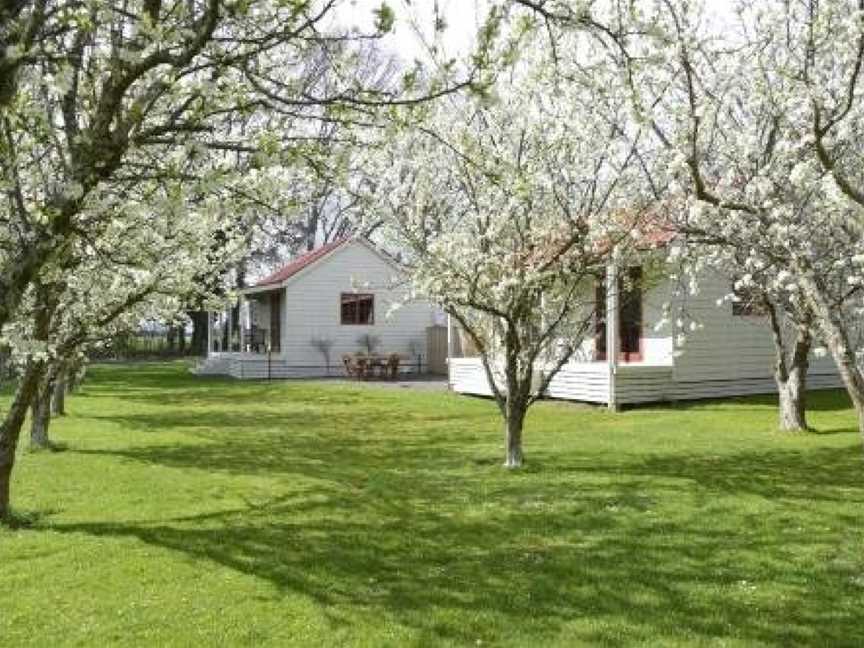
354,355,370,380
387,353,401,379
244,327,266,353
342,354,358,378
368,353,388,379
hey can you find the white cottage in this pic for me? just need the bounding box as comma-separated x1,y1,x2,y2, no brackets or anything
197,238,438,379
448,264,844,407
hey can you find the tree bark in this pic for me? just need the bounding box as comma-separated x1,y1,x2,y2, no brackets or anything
0,349,7,389
29,376,53,450
504,400,526,468
502,332,530,468
52,369,66,416
0,361,44,520
188,310,209,355
67,358,84,393
766,302,812,432
797,272,864,445
824,331,864,441
777,368,808,432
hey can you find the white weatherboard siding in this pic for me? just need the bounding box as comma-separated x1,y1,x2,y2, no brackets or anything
448,359,672,405
449,358,495,396
448,267,844,405
545,363,611,403
615,366,675,404
670,270,841,399
448,359,613,402
280,242,434,368
537,274,675,404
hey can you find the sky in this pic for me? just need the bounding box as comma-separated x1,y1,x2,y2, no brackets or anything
338,0,493,63
339,0,738,64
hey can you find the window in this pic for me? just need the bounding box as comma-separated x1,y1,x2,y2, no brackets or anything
619,267,643,361
341,293,374,325
595,267,643,362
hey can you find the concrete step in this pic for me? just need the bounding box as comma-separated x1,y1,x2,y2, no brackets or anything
192,356,232,376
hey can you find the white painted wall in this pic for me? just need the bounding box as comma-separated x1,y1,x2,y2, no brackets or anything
639,276,675,365
279,241,435,368
449,264,843,405
574,266,675,366
670,269,838,385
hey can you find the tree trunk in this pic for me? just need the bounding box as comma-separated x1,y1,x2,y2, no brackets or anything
828,341,864,441
0,349,7,389
0,361,44,520
777,371,808,431
188,310,208,356
771,318,811,432
67,358,85,393
797,272,864,445
178,325,186,354
30,378,52,450
52,370,66,416
503,402,526,468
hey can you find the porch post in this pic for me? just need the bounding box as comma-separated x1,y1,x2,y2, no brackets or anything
446,313,454,390
240,295,247,353
227,303,233,353
606,250,620,412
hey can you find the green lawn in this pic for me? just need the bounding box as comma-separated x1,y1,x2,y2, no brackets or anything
1,362,863,647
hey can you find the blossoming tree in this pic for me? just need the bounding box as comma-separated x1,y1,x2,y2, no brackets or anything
492,0,864,434
620,0,864,440
364,31,650,468
0,0,472,521
0,171,247,517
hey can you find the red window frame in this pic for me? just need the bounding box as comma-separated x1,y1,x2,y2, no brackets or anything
341,293,375,325
595,267,643,363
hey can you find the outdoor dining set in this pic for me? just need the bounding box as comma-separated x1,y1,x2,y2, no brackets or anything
341,352,404,380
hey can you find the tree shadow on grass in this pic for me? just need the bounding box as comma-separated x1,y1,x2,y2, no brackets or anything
55,409,864,644
74,399,864,504
569,445,864,504
648,389,854,415
50,364,864,643
47,471,864,646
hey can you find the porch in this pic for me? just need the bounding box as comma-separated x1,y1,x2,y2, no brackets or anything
443,256,675,407
448,358,674,406
207,287,282,355
195,351,338,380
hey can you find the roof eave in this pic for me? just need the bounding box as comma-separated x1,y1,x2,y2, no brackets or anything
239,283,284,296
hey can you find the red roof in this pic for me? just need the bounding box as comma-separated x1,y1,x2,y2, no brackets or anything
254,238,350,287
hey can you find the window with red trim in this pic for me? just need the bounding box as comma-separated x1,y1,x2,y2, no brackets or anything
341,293,374,325
595,267,643,362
